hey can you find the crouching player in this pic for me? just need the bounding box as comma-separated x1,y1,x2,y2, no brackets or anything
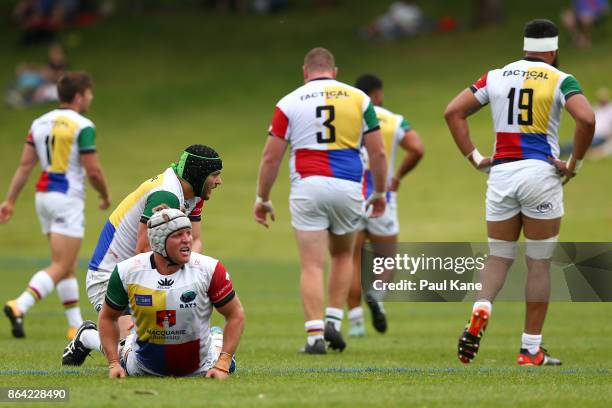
98,208,244,379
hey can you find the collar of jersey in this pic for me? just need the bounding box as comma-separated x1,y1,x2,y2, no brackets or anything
523,56,548,64
308,77,334,82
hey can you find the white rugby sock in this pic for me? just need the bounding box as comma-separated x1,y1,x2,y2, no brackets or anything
305,320,324,346
325,307,344,331
56,278,83,328
521,333,542,355
16,270,54,313
80,329,102,352
348,307,364,327
472,300,492,315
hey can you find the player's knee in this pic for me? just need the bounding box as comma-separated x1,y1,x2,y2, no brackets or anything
488,238,518,260
525,235,558,260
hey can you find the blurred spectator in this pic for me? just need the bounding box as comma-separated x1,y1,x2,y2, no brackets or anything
561,87,612,159
360,2,433,40
13,0,105,45
5,44,68,109
586,88,612,160
562,0,609,48
471,0,505,28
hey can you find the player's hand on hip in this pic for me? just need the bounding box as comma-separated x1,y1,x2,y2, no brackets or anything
388,177,400,192
254,198,275,228
0,201,14,224
472,156,492,173
99,195,111,210
365,192,386,219
466,149,491,173
549,157,576,185
206,367,229,380
108,365,126,379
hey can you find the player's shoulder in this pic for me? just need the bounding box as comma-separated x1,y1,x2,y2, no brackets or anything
149,168,182,196
186,252,220,274
31,109,58,127
58,108,95,129
374,105,396,118
117,252,154,276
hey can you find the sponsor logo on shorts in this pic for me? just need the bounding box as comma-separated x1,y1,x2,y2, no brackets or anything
135,294,153,306
536,202,554,213
55,217,65,224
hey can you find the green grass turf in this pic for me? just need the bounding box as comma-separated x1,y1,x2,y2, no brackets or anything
0,0,611,406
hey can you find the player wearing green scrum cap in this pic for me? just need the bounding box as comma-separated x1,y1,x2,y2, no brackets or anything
62,144,223,366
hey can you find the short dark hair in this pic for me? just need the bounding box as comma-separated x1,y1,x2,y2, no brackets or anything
355,74,383,96
524,19,558,38
57,71,92,103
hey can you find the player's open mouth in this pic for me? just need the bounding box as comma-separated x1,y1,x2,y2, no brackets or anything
179,247,190,254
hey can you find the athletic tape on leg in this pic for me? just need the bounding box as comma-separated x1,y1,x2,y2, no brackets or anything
525,236,558,260
488,238,518,259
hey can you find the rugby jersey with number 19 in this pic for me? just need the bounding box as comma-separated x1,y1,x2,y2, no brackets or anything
470,57,582,163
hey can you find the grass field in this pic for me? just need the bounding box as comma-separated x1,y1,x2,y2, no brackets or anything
0,1,611,406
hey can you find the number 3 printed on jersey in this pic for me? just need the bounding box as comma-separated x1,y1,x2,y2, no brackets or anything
316,105,336,143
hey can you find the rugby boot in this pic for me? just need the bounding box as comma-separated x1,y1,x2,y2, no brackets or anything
458,307,489,364
324,321,346,352
365,292,387,333
299,338,327,354
517,346,562,366
3,300,25,338
62,320,96,366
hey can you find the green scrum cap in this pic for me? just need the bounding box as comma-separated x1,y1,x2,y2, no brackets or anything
171,145,222,198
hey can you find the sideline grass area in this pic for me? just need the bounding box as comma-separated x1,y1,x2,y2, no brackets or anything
0,0,611,406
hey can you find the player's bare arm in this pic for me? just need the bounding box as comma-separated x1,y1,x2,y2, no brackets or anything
551,93,596,184
362,129,388,218
254,136,287,228
0,144,38,224
80,151,111,210
98,303,127,378
390,129,424,191
206,296,245,380
135,222,151,253
190,220,202,253
444,88,492,171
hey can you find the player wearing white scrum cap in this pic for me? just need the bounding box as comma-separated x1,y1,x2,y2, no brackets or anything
445,19,595,366
97,207,244,379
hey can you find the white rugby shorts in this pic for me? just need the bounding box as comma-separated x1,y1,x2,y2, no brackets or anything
289,176,363,235
86,268,112,313
486,159,564,221
35,192,84,238
358,193,399,236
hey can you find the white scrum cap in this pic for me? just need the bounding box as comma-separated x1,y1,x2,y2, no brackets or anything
147,208,191,257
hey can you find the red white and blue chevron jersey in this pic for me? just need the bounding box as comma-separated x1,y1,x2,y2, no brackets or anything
471,58,582,163
269,78,380,184
105,252,235,376
26,108,96,199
